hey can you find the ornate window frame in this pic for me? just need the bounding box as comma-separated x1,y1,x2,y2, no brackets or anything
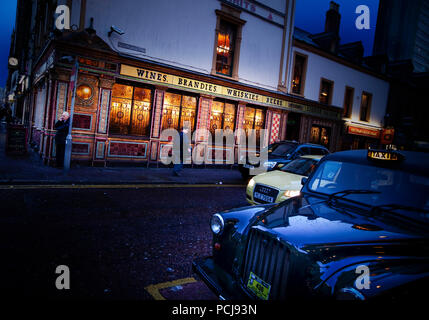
211,5,246,81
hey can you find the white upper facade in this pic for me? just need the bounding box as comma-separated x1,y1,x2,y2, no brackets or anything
65,0,295,93
289,44,390,129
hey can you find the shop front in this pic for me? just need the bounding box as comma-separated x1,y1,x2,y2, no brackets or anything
30,33,343,167
341,124,382,150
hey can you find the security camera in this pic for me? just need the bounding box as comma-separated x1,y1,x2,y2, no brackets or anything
108,25,124,37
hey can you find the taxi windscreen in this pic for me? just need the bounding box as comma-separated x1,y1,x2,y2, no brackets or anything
308,160,429,221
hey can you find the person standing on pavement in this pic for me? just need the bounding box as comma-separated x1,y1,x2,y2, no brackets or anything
4,105,13,124
172,127,191,176
54,111,70,168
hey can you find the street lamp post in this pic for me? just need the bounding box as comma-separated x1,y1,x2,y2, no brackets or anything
63,59,79,171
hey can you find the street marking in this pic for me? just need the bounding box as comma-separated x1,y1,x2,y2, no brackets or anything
144,277,197,300
0,183,245,190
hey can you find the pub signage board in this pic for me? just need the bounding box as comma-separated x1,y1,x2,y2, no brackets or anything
120,64,342,120
5,124,28,155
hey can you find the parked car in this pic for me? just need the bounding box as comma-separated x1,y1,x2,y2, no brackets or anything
246,155,323,205
238,141,329,179
193,149,429,300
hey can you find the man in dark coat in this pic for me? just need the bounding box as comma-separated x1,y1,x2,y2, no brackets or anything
172,127,191,176
54,111,70,168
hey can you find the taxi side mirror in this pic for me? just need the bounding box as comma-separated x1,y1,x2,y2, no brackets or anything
301,177,308,186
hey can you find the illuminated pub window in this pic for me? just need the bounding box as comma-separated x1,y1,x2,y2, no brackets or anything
209,101,236,135
243,107,265,143
291,53,307,95
109,84,152,136
319,78,333,105
161,92,197,132
359,91,372,122
310,125,331,148
216,20,236,76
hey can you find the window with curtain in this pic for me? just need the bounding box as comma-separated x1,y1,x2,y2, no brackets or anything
109,84,152,136
216,20,236,76
161,92,197,132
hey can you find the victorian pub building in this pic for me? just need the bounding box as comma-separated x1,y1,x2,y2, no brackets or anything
7,0,389,167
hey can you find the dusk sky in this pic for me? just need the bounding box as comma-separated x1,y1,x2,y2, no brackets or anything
0,0,379,88
1,0,17,88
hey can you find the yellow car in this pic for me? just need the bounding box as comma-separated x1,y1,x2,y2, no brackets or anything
246,155,323,205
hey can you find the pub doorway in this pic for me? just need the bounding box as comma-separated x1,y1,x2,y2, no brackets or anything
285,112,301,142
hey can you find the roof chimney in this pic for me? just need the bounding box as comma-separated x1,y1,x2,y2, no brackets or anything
325,2,340,34
309,2,341,53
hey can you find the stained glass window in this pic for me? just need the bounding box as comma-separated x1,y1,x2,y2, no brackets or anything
209,101,236,136
161,92,197,132
109,84,152,136
243,107,265,142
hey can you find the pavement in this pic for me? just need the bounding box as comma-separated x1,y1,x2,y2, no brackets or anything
0,122,245,185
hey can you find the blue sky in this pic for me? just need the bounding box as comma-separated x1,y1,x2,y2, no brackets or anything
0,0,17,87
295,0,379,56
0,0,379,88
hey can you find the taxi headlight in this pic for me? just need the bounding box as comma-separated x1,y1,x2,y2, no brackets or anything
210,214,224,235
248,178,255,188
284,190,301,198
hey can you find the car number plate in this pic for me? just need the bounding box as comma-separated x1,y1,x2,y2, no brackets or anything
244,164,254,169
254,192,274,203
247,272,271,300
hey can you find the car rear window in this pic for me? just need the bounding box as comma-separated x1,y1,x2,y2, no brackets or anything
309,147,329,155
270,144,296,156
281,158,319,176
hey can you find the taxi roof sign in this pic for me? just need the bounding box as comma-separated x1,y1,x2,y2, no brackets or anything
367,149,404,162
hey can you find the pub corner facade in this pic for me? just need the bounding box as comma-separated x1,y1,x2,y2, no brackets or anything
21,0,389,167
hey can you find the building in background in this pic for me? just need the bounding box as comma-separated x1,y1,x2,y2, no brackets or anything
5,0,36,123
370,0,429,150
0,87,5,105
373,0,429,73
288,2,389,150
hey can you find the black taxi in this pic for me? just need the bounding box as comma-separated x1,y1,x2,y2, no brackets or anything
193,149,429,300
